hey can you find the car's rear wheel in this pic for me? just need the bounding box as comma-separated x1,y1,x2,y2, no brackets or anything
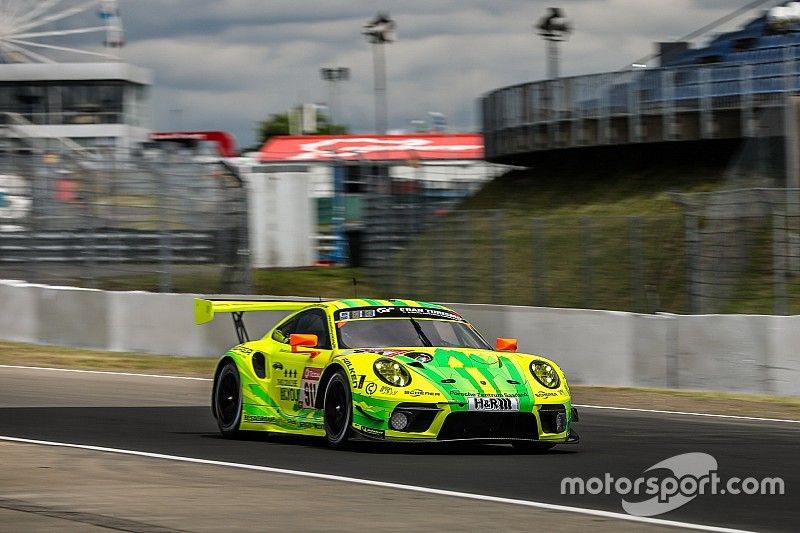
512,441,555,453
324,370,352,448
214,361,242,437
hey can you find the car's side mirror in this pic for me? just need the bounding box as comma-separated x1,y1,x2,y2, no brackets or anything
290,333,318,352
495,338,518,352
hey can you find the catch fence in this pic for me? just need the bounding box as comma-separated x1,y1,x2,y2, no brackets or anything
0,148,251,293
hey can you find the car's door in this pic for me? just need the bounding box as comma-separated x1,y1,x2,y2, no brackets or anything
269,308,333,414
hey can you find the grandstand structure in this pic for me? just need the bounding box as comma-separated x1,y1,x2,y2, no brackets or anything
481,3,800,182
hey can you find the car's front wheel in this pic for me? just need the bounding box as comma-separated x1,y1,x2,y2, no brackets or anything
214,361,242,437
323,370,352,448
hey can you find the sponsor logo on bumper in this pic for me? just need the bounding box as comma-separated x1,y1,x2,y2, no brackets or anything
467,397,519,411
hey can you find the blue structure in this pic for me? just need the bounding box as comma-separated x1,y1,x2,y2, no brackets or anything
482,6,800,165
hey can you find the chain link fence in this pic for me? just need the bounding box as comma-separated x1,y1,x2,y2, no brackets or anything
363,170,689,312
677,188,800,315
0,147,251,293
362,164,800,314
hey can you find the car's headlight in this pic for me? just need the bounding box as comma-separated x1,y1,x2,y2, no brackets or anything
530,360,560,389
374,358,412,387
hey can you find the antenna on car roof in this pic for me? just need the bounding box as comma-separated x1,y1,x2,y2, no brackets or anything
353,277,358,298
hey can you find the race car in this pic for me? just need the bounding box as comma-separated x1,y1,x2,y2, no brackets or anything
195,297,579,451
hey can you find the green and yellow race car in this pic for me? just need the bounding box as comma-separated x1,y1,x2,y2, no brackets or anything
195,298,579,451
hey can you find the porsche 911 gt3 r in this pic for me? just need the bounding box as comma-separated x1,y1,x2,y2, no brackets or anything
195,298,580,451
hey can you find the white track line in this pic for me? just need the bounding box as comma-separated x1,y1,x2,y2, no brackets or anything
0,364,210,381
574,404,800,425
1,365,797,425
0,435,752,533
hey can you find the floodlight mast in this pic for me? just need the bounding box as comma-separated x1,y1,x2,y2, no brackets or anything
363,12,396,134
536,7,572,80
320,67,350,128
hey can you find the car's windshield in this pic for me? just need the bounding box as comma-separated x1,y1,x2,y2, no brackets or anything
336,318,491,350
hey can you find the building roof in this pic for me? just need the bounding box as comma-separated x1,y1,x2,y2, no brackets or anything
258,133,484,162
0,62,152,85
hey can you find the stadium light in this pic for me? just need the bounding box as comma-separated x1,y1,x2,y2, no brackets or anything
320,67,350,128
363,12,396,134
536,7,572,80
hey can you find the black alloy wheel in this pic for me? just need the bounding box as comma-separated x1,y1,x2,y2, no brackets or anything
323,370,352,448
214,361,242,437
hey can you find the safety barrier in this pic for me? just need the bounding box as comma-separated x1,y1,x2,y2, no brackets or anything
0,279,797,396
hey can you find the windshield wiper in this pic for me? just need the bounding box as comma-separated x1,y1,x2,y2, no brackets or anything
408,317,433,347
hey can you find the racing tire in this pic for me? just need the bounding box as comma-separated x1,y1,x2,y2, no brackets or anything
214,361,242,438
323,370,353,448
511,441,556,454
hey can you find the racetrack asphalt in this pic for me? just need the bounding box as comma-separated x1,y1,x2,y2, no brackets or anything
0,367,797,532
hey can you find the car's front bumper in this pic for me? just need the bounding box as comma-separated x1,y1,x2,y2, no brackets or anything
351,403,580,444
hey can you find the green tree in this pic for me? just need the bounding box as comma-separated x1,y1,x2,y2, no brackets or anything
256,110,348,145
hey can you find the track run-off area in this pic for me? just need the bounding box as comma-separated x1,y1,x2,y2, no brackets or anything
0,365,797,532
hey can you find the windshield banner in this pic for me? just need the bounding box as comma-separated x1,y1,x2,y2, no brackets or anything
334,306,464,322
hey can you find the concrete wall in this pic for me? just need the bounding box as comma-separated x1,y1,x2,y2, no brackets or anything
1,279,797,396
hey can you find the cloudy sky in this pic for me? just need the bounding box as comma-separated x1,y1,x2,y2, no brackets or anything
64,0,776,148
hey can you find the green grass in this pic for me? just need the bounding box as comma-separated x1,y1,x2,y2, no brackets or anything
96,267,381,299
372,163,726,312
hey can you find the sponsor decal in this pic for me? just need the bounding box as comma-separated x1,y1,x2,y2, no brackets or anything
243,414,275,424
355,424,385,439
300,367,322,409
449,390,528,398
350,349,412,357
342,359,360,388
365,382,378,395
468,397,519,411
283,369,298,379
276,378,297,387
378,385,397,395
535,391,559,398
338,309,376,320
235,345,253,355
404,389,439,397
280,388,299,402
302,367,322,381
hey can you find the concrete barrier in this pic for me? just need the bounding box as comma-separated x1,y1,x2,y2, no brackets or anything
0,279,797,396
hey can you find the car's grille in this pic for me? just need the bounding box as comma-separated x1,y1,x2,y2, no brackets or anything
437,412,538,440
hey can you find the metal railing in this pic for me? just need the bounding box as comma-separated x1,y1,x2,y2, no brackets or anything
483,40,800,158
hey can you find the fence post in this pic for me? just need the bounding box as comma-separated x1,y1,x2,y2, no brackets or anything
82,162,97,289
630,216,644,312
459,211,471,303
580,217,593,308
773,209,787,315
156,166,173,293
684,212,700,314
532,217,547,307
490,210,504,304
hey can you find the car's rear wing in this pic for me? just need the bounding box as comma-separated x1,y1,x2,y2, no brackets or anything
194,298,313,325
194,298,317,343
